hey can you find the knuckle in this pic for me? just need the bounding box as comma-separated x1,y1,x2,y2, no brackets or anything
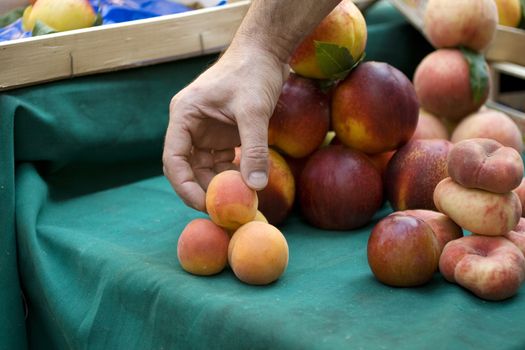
242,144,268,161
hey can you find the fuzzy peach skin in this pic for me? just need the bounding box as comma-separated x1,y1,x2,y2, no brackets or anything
451,109,524,153
439,235,525,300
332,61,419,154
505,217,525,256
411,109,449,140
413,49,490,122
367,213,441,287
289,0,367,79
228,221,289,285
257,149,296,225
385,139,453,211
23,0,96,31
494,0,522,27
447,138,524,193
513,178,525,217
177,218,230,276
423,0,498,52
434,177,522,236
269,73,330,158
206,170,258,231
399,209,463,253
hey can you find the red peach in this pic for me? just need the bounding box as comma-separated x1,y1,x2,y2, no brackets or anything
424,0,498,51
290,0,367,79
413,49,490,122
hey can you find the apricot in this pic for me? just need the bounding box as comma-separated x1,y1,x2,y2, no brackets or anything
205,170,258,231
228,221,289,285
177,218,230,276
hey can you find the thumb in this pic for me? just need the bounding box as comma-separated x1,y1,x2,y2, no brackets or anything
237,113,270,191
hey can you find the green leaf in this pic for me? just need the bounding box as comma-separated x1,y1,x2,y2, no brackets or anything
93,11,103,26
519,0,525,29
460,47,489,104
315,41,359,81
0,6,25,28
32,20,57,37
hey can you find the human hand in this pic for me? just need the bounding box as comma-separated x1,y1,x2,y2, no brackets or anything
163,46,289,211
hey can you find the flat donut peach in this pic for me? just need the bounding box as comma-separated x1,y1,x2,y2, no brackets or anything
433,177,521,236
448,138,523,193
439,235,525,301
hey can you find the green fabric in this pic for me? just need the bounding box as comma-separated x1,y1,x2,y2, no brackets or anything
4,2,523,349
0,96,27,350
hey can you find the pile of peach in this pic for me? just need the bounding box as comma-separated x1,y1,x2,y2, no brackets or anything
369,138,525,301
177,170,289,285
175,0,525,301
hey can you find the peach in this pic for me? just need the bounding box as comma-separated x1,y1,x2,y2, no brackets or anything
257,149,296,225
269,73,330,158
513,178,525,217
504,217,525,256
411,109,449,140
439,235,525,301
447,138,524,193
434,177,522,236
299,145,383,230
228,221,289,285
413,49,490,122
494,0,522,27
289,0,367,79
367,151,396,180
385,139,453,211
332,61,419,154
205,170,258,231
399,209,463,253
367,213,441,287
177,218,230,276
22,0,96,32
451,109,524,153
423,0,498,52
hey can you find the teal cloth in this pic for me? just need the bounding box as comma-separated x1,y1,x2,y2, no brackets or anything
4,2,524,349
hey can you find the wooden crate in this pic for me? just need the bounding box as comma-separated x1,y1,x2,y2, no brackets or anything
388,0,525,67
0,0,250,91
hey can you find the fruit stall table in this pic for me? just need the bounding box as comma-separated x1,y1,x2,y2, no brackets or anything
1,2,524,349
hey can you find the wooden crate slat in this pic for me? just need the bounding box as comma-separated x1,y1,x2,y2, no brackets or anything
0,1,250,90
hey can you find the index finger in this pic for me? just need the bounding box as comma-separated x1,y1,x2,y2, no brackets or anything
163,118,206,212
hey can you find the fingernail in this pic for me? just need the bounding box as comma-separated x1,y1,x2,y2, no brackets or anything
248,171,268,189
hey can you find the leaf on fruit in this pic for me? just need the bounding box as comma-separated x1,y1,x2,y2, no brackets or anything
0,7,25,28
93,11,103,27
32,20,57,36
519,0,525,29
315,41,361,81
460,47,489,104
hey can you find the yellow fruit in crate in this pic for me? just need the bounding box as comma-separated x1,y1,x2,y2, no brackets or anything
494,0,522,27
22,0,97,32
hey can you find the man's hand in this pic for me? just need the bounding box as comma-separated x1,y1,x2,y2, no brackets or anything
163,0,341,211
163,46,288,211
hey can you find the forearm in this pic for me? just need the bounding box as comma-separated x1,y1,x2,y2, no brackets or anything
229,0,341,63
